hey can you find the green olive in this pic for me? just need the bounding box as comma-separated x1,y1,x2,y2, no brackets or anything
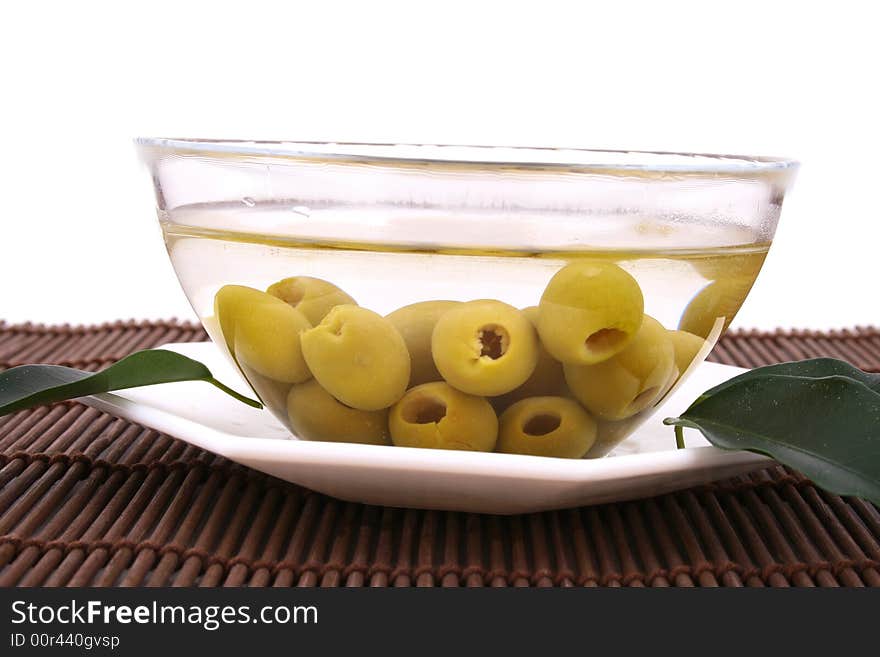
431,300,538,396
684,250,766,339
667,329,706,377
286,379,390,445
678,279,751,339
386,300,461,387
492,306,566,410
389,382,498,451
214,285,256,356
538,261,644,365
497,396,596,458
214,285,312,383
267,276,357,326
301,305,410,410
563,315,674,420
586,333,693,457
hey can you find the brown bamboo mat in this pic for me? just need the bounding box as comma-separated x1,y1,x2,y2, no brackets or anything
0,320,878,587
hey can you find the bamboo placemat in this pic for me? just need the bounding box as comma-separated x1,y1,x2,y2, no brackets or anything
0,320,878,587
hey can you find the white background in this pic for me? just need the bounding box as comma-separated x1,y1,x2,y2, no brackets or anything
1,0,877,329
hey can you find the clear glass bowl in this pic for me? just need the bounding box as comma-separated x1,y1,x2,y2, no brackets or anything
136,139,798,458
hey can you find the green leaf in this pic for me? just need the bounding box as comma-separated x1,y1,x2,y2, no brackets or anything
666,367,880,505
0,349,262,416
700,357,880,399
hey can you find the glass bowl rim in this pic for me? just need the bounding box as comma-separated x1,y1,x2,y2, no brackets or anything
136,137,799,175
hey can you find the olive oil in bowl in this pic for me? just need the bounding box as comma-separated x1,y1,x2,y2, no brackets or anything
163,204,767,457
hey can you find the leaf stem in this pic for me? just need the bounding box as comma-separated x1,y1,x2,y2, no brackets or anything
207,378,263,409
675,425,686,450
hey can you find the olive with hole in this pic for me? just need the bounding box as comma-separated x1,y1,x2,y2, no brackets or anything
497,396,597,458
287,379,390,445
431,300,538,396
492,306,566,410
386,300,461,387
214,285,312,383
301,305,410,410
564,315,674,420
389,382,498,451
267,276,357,326
538,261,644,365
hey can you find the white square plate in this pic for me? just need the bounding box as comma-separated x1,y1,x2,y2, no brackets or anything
79,342,769,514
